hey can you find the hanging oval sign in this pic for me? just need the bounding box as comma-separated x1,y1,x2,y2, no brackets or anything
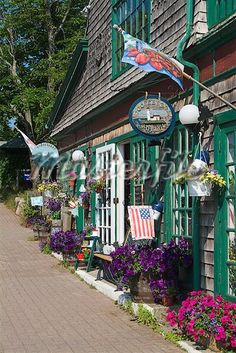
129,95,176,140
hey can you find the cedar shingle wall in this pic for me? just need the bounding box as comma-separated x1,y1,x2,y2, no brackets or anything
52,0,207,135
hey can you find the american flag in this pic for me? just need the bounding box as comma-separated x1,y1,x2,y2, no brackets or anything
128,206,155,240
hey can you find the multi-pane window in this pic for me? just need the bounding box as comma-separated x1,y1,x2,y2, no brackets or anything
130,139,147,205
225,131,236,297
112,0,150,78
207,0,236,28
171,127,192,239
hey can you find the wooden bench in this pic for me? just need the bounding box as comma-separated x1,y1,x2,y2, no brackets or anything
94,253,112,262
93,253,114,282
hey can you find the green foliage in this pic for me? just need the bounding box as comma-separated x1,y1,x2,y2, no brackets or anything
0,151,30,196
0,0,88,142
123,300,134,316
3,190,25,210
137,305,157,327
22,202,40,219
42,243,52,255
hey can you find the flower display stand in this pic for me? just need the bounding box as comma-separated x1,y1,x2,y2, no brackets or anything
188,179,212,197
61,207,72,231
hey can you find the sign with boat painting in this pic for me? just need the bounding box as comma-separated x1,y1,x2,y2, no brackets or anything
129,95,176,140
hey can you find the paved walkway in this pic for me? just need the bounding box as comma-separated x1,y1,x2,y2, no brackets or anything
0,203,183,353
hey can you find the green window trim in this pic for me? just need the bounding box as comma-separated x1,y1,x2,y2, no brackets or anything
112,0,151,79
206,0,236,29
164,124,200,289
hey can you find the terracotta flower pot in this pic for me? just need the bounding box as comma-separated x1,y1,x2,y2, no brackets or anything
95,187,103,193
162,295,174,307
68,179,76,187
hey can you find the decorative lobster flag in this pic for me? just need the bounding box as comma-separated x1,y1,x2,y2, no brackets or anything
128,206,155,240
15,126,36,153
121,31,184,89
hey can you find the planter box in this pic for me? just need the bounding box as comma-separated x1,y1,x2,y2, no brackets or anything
188,180,212,197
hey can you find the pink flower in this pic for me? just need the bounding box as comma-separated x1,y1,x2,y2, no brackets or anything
231,337,236,348
221,315,230,325
199,328,205,335
209,311,215,318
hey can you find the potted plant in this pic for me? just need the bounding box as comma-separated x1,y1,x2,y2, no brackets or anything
27,216,50,238
50,210,62,227
82,248,91,260
175,170,226,197
37,182,62,197
166,291,236,351
50,230,84,263
79,191,90,209
87,176,106,193
67,171,77,187
161,286,177,307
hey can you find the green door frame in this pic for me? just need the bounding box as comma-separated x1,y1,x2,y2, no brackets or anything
214,110,236,302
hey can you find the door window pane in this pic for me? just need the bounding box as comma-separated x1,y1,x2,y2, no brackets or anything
228,266,236,296
227,132,234,162
228,165,235,195
228,231,236,261
227,199,235,229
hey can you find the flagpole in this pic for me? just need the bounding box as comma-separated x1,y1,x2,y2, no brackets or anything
113,24,236,111
182,72,236,111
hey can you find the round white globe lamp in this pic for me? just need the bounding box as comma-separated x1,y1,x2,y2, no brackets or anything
179,104,200,125
72,150,85,162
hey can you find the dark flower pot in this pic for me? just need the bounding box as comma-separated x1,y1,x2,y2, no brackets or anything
129,273,154,303
162,295,174,307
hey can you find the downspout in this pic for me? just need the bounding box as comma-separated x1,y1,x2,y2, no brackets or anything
176,0,201,290
176,0,200,105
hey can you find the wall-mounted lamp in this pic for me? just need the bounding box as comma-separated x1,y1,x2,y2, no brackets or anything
179,103,212,133
72,150,85,162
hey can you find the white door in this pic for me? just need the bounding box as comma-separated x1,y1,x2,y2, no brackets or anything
95,144,117,245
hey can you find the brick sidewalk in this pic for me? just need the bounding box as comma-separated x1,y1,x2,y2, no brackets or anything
0,203,183,353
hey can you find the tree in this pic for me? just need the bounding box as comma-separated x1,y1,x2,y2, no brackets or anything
0,0,88,142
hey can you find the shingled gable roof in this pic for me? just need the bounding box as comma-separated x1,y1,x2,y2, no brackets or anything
46,39,88,131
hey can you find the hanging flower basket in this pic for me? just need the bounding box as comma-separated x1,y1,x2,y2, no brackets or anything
188,179,212,197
